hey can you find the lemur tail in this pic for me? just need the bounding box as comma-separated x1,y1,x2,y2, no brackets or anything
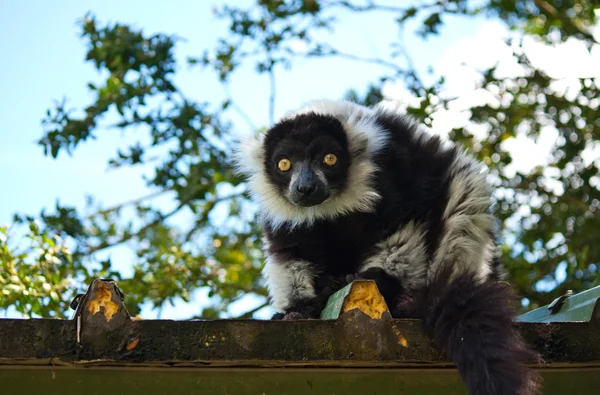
419,270,541,395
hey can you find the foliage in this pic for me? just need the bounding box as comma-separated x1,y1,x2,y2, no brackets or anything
1,1,598,318
0,222,76,318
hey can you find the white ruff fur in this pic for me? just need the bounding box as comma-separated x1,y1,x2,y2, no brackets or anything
233,100,389,229
430,150,495,283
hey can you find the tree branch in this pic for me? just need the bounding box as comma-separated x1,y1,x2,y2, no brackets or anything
223,83,257,132
86,200,187,254
324,0,438,13
563,196,600,219
268,65,276,125
87,189,171,219
394,23,425,89
238,301,269,318
533,0,599,45
183,191,248,243
303,47,403,73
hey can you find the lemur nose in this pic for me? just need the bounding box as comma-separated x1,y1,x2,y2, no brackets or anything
296,183,317,195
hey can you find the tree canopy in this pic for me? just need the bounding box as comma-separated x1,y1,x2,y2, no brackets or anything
1,0,599,319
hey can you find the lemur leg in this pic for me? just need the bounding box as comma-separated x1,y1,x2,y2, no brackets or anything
353,221,429,318
263,257,324,320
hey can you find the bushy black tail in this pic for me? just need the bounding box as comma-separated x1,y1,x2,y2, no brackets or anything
419,271,541,395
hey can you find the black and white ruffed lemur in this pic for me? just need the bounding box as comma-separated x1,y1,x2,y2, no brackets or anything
234,99,540,395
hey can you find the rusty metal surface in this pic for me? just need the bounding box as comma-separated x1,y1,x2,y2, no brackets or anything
320,280,389,320
0,278,599,370
1,308,600,368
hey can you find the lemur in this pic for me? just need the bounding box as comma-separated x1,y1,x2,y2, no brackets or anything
234,100,540,395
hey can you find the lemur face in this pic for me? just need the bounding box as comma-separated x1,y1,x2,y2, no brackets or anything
234,100,385,228
263,113,351,207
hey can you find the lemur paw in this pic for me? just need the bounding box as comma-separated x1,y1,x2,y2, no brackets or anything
346,267,389,284
345,273,362,284
282,312,307,320
279,302,321,320
272,311,311,320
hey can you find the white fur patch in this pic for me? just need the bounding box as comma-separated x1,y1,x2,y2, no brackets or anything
231,131,265,179
233,100,389,230
262,255,317,312
359,221,429,292
373,102,455,151
429,151,495,283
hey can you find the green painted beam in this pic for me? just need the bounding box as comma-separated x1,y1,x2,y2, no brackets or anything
2,367,600,395
518,285,600,323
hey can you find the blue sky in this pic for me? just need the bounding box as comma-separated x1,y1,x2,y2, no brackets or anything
0,1,492,318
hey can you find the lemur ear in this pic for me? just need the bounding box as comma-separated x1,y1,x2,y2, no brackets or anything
232,131,266,176
348,133,368,158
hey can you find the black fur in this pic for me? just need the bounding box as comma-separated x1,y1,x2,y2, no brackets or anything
247,104,540,394
418,268,541,395
264,114,351,198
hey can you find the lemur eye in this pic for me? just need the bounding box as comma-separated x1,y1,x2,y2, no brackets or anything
277,158,291,172
323,153,338,166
